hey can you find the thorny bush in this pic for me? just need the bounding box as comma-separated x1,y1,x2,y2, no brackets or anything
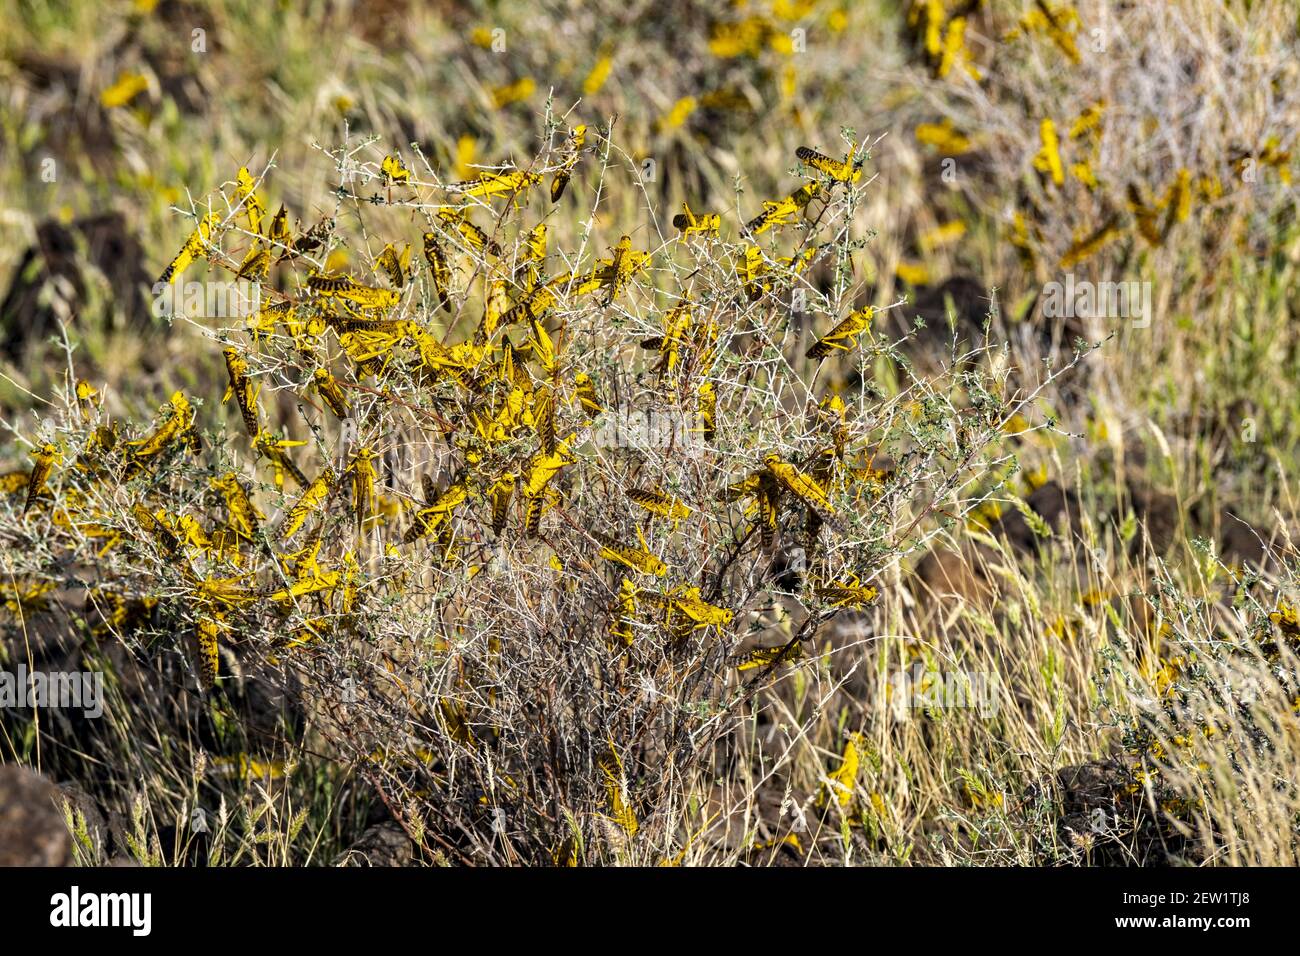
2,118,1071,864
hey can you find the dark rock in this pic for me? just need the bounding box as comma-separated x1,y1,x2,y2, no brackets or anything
894,275,992,360
1028,758,1190,866
58,782,109,861
913,542,995,608
0,213,154,360
338,822,415,867
0,765,73,865
1218,518,1269,571
1125,486,1181,555
1,587,82,671
10,54,118,176
116,1,219,115
993,480,1083,555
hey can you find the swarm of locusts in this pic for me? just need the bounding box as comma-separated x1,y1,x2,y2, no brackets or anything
1,122,1040,861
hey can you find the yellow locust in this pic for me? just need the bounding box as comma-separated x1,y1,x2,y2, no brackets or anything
24,442,61,513
158,212,218,284
189,569,260,609
222,347,260,437
132,504,185,558
381,154,412,185
737,642,802,671
195,615,224,690
610,578,639,646
308,271,400,311
643,585,733,634
813,572,879,608
550,124,587,202
639,306,692,383
819,734,863,808
523,434,574,498
281,468,336,540
280,534,336,581
478,278,510,344
1032,118,1065,187
1060,215,1122,269
698,381,716,442
573,372,602,416
626,487,692,523
487,472,516,534
744,182,820,236
255,430,309,489
74,379,98,417
236,241,271,281
599,747,638,836
211,472,264,540
125,391,198,473
376,242,412,288
723,469,781,548
438,208,501,257
522,435,575,536
422,232,454,313
501,274,569,325
738,244,769,300
531,384,557,455
575,236,646,304
312,367,352,419
598,526,668,577
673,202,720,238
450,169,541,200
796,140,863,183
515,223,548,291
405,473,467,544
267,204,292,254
234,166,265,234
526,314,559,377
806,306,874,360
764,453,834,515
346,447,379,528
269,565,341,604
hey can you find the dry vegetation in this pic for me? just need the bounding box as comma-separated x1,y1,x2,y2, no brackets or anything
1,0,1299,866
